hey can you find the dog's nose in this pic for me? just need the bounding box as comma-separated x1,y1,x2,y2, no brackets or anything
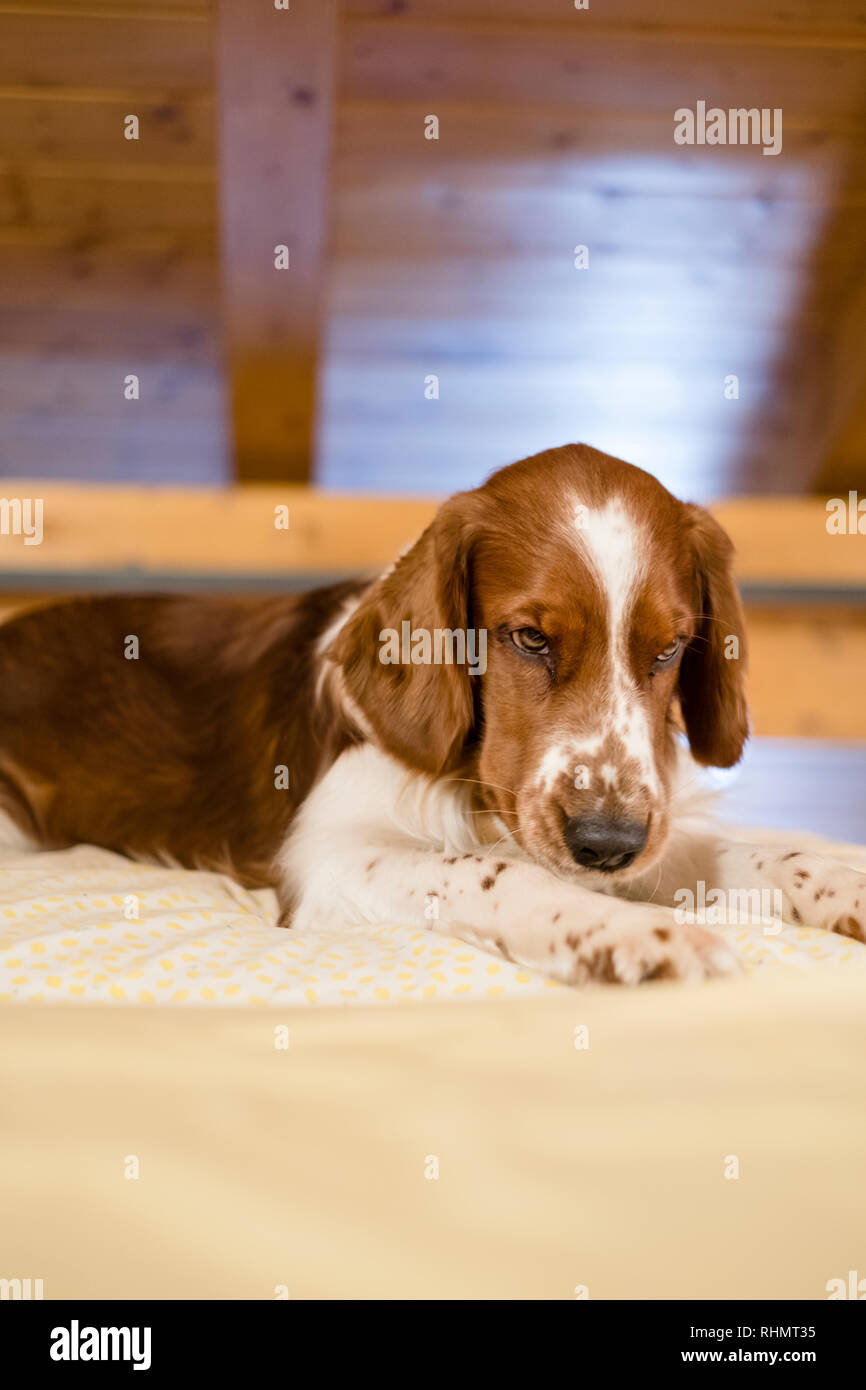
563,814,647,871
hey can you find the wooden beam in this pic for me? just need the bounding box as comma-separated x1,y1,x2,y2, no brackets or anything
215,0,337,482
0,486,863,588
813,264,866,494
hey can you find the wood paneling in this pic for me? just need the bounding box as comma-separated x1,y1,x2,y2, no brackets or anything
0,306,219,363
345,1,866,39
341,22,866,117
327,255,818,328
0,235,218,314
0,10,211,89
0,360,221,421
2,0,865,498
331,185,850,259
335,101,863,194
0,0,224,484
319,362,788,433
0,422,225,483
0,88,215,164
320,7,866,497
0,160,216,232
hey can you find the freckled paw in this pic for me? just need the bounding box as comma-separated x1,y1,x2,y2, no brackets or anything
829,910,866,943
571,919,741,986
810,865,866,940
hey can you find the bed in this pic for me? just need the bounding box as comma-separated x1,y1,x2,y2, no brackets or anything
2,826,865,1299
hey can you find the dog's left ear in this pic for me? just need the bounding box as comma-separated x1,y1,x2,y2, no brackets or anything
330,491,481,775
677,504,749,768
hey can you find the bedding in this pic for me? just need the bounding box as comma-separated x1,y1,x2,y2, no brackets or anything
2,828,866,1007
3,829,865,1299
2,967,865,1298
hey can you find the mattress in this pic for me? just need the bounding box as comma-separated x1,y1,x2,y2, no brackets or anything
3,831,865,1299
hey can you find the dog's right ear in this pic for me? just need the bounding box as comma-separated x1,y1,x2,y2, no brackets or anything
678,504,749,768
330,492,482,775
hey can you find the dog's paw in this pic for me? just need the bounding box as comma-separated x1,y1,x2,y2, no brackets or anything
566,912,741,986
826,875,866,942
773,853,866,942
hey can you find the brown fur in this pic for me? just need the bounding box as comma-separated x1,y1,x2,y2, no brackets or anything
0,585,363,885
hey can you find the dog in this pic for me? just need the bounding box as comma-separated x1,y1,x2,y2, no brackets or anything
1,443,863,985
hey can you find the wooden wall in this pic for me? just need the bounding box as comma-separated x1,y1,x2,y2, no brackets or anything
0,0,226,483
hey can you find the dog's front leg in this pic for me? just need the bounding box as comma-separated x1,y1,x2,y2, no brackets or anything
282,846,740,987
644,831,866,941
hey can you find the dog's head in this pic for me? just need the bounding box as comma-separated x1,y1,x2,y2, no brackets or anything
331,444,748,882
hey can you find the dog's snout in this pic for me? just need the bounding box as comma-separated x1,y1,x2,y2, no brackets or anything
564,814,648,872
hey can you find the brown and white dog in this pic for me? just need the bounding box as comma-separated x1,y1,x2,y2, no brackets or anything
1,444,863,985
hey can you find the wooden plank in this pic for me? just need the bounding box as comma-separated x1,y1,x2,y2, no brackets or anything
713,499,866,585
0,88,215,164
314,422,797,501
0,359,222,421
0,304,219,362
0,424,226,484
215,0,338,482
26,2,211,11
326,255,824,327
334,102,864,197
326,313,811,368
330,182,860,259
0,161,216,232
317,361,790,432
0,483,437,575
0,487,861,587
341,22,866,116
344,1,866,40
0,237,218,314
0,11,212,88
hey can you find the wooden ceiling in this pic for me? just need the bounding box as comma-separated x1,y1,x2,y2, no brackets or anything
0,0,864,500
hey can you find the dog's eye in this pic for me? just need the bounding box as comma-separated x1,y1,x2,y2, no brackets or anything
511,627,550,655
651,638,682,671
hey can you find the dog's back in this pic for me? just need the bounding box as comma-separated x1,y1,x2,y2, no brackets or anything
0,585,362,884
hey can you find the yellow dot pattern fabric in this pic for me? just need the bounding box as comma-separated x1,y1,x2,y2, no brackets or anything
0,839,864,1008
0,845,562,1007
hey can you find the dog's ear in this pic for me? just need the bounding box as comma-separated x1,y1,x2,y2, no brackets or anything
677,504,749,768
330,492,481,775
